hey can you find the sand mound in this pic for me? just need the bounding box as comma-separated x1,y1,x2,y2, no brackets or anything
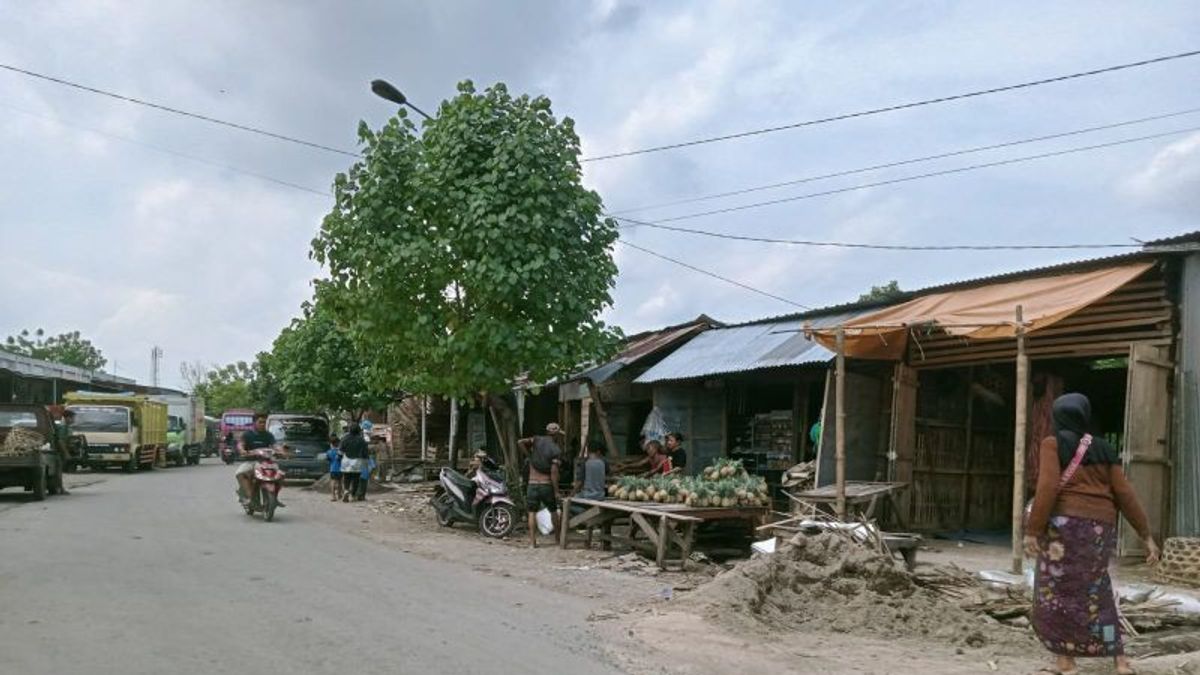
682,532,1034,650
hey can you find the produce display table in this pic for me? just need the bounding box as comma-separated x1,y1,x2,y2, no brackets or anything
559,498,768,570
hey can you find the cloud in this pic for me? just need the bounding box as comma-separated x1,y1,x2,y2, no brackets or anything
1123,132,1200,216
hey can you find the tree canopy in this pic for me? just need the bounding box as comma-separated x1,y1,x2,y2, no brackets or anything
312,81,620,400
181,356,284,414
270,300,388,420
2,328,107,370
858,280,905,304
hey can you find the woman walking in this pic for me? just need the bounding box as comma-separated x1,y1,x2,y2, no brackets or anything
338,423,369,503
1025,393,1160,675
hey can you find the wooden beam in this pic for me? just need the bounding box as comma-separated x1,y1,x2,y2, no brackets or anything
631,512,661,548
1011,305,1029,575
835,326,847,520
656,516,670,568
587,381,619,455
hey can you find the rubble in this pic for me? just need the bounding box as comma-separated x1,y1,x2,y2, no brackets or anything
680,531,1036,650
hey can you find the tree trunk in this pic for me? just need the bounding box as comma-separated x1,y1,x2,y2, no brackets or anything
486,394,524,510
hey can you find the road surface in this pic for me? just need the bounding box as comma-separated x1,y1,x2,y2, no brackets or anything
0,461,621,674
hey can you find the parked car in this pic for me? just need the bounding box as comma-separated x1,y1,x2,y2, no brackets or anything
266,413,331,479
0,404,66,500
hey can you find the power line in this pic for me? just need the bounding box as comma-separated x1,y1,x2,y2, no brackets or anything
0,63,361,158
583,48,1200,162
612,124,1200,226
617,239,811,309
1,103,333,198
609,106,1200,215
617,218,1140,251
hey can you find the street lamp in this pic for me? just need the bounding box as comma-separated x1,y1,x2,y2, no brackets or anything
370,79,432,120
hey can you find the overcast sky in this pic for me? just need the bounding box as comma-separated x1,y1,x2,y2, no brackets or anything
2,1,1199,389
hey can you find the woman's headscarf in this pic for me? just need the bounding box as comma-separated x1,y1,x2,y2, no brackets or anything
1052,393,1120,467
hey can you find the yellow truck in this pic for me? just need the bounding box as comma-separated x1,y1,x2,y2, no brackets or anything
64,392,168,472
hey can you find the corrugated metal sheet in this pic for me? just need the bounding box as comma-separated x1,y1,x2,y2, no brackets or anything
1173,253,1200,537
569,316,716,385
634,311,860,383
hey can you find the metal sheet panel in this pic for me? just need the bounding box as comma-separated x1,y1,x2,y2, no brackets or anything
1174,253,1200,537
635,312,859,383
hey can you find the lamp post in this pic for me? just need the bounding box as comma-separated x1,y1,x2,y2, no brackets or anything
370,79,432,120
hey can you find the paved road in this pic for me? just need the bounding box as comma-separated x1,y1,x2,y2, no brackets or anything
0,461,620,674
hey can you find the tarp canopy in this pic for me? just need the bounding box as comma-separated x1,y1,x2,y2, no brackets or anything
812,262,1155,360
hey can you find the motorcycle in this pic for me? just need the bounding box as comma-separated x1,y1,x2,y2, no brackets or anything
238,448,286,522
431,456,516,538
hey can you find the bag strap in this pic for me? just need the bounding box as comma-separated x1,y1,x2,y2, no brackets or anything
1058,434,1092,487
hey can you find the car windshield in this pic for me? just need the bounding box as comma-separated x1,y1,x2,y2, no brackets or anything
222,414,254,427
69,407,130,432
268,417,329,441
167,415,184,432
0,410,40,428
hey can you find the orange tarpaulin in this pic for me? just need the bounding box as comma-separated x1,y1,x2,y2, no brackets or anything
813,262,1154,359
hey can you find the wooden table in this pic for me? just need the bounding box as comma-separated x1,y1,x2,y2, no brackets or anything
559,498,768,570
790,481,909,528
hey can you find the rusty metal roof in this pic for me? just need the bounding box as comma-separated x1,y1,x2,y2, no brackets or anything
569,315,719,384
634,311,862,383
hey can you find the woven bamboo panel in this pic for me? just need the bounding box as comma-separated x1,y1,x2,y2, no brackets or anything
908,272,1173,368
1154,537,1200,588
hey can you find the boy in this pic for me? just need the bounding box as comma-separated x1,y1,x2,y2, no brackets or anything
326,435,343,502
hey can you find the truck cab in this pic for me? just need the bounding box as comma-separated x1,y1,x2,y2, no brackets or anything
69,404,142,472
0,404,66,500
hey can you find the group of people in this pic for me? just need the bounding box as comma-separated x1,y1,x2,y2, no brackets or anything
325,423,374,502
515,422,689,547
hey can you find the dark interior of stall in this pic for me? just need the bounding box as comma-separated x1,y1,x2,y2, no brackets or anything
726,372,826,501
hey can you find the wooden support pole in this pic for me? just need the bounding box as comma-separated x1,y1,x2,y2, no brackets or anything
448,397,459,469
420,395,428,462
835,326,847,520
587,381,618,455
1012,306,1029,575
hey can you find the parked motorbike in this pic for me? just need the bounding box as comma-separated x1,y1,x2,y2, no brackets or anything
220,443,236,465
431,457,516,538
238,448,286,522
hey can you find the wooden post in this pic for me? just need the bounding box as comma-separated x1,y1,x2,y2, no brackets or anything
448,397,459,469
835,326,847,520
1012,306,1029,575
587,381,618,455
420,395,428,462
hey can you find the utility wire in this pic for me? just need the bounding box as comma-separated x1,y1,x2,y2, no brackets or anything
617,239,811,309
583,48,1200,162
0,63,361,158
1,103,333,198
609,106,1200,215
612,124,1200,227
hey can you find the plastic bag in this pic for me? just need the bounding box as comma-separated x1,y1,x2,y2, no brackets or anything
536,507,555,535
639,406,669,446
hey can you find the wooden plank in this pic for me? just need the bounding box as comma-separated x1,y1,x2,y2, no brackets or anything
912,338,1174,368
680,521,696,565
587,381,618,456
570,498,704,521
631,512,660,548
560,497,573,547
656,516,670,568
835,327,847,519
1012,305,1029,575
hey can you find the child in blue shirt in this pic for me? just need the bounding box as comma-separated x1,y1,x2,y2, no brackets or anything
326,435,343,502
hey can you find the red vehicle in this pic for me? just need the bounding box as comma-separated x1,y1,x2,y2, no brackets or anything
219,409,256,464
241,448,286,522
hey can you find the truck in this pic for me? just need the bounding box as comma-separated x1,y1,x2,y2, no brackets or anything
219,408,257,464
149,394,206,467
0,404,66,500
64,392,168,472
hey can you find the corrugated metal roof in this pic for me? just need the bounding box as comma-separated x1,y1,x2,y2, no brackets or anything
0,351,135,385
568,315,718,385
634,311,860,383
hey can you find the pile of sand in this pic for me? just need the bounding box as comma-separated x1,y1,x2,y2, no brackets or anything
682,532,1035,650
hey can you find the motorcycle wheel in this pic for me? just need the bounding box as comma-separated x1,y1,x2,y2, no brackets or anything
478,503,516,538
263,488,277,522
434,493,454,527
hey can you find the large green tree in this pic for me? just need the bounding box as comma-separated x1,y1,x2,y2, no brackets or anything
858,280,905,304
312,81,620,464
270,301,387,420
3,328,107,370
181,356,284,414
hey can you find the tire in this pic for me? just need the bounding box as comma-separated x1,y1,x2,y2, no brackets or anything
478,503,516,538
263,488,278,522
31,467,47,501
434,493,454,527
124,453,137,473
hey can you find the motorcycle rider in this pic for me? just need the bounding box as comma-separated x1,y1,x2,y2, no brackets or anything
236,413,287,507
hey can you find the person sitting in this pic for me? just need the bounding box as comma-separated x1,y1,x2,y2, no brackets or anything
571,441,608,516
643,440,673,476
664,432,687,473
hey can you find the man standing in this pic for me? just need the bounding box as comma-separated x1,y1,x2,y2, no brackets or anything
517,422,564,548
236,413,277,506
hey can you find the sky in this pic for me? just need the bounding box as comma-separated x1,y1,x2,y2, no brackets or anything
2,1,1199,390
